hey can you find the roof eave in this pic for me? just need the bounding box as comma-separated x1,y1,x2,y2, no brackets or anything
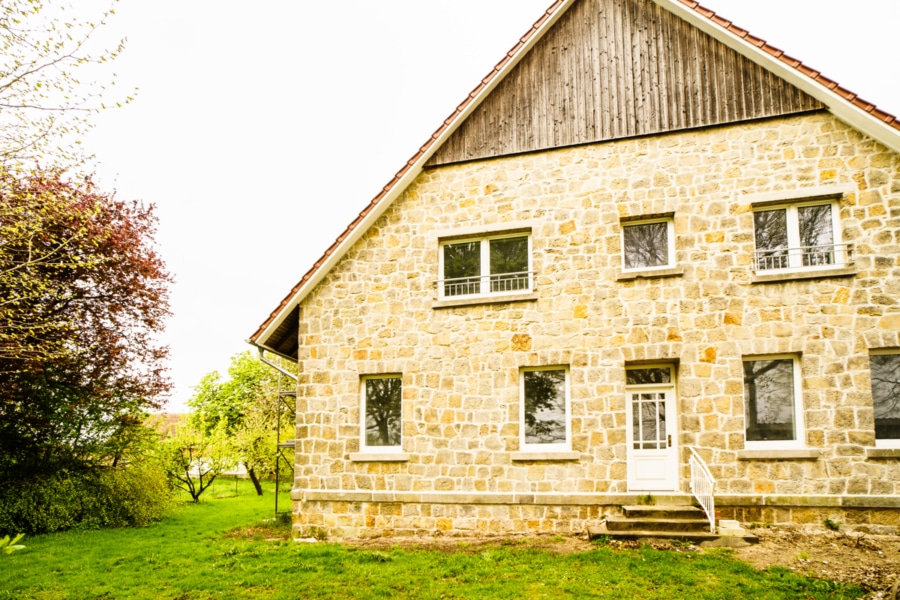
658,0,900,153
251,0,576,350
245,338,295,363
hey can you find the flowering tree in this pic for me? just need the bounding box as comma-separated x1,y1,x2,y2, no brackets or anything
160,420,233,503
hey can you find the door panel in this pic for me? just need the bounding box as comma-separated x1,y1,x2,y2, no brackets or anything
626,387,677,491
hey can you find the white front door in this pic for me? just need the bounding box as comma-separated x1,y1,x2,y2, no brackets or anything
625,368,678,492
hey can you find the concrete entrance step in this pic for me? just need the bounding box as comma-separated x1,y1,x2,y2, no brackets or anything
588,523,758,547
606,516,710,533
621,505,707,520
588,504,759,546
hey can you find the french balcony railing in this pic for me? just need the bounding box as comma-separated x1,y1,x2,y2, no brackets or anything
753,243,854,273
688,446,716,534
436,271,533,299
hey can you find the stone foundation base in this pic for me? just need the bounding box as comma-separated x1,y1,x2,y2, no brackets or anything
717,495,900,535
294,499,614,539
291,491,900,538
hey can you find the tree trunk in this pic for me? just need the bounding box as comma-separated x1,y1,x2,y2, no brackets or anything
246,464,263,496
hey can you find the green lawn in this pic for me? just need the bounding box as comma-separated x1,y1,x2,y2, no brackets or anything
0,479,863,599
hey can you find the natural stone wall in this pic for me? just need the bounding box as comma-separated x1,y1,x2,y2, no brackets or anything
293,111,900,537
291,495,900,538
295,499,609,538
719,497,900,535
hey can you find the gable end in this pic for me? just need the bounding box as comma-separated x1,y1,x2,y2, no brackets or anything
427,0,823,167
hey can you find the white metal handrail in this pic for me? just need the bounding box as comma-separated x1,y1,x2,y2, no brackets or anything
753,243,854,273
688,447,716,533
435,271,534,298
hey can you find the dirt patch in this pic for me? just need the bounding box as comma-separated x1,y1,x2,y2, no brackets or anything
333,529,900,598
733,528,900,599
343,534,594,555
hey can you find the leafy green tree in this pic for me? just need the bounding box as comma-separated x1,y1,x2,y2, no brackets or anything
188,351,290,495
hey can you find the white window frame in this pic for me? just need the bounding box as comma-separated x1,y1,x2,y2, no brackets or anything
742,355,806,450
438,232,532,300
752,200,845,274
870,350,900,449
519,366,571,453
360,374,403,454
620,217,676,272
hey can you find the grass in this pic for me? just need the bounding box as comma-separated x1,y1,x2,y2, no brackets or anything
0,479,864,599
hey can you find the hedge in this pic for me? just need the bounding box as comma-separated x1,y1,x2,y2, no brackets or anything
0,465,174,535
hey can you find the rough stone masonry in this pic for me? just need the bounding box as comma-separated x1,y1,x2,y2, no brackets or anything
291,112,900,538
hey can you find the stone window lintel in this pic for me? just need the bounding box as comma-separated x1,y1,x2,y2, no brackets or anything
619,211,675,223
616,267,685,281
745,184,853,209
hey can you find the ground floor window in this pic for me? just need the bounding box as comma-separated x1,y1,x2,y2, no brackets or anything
520,367,569,451
870,352,900,447
361,375,402,452
743,356,805,448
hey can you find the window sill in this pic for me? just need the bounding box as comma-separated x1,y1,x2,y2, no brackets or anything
349,452,409,462
616,267,684,281
432,292,538,309
737,449,821,460
511,451,580,461
751,266,856,284
867,448,900,459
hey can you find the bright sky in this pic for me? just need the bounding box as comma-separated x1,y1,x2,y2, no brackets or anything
81,1,899,412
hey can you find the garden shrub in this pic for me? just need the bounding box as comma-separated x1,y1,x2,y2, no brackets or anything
0,464,174,535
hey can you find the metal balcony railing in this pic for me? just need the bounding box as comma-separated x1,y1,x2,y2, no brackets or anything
688,447,716,534
753,243,854,273
436,271,533,298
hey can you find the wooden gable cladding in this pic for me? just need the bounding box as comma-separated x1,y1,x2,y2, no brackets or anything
426,0,823,167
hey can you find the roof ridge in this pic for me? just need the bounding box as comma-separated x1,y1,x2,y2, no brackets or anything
675,0,899,131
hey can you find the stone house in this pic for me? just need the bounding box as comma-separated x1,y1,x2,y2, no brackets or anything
250,0,900,538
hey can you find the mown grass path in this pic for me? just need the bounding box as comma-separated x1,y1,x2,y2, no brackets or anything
0,480,863,599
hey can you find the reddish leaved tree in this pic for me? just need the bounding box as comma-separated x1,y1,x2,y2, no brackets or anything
0,169,172,473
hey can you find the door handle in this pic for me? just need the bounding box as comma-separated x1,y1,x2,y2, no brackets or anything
667,435,672,448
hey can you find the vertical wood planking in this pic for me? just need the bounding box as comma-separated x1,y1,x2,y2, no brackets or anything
426,0,824,167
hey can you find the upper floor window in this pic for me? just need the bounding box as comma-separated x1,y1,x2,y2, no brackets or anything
870,352,900,447
753,201,851,273
361,375,402,452
743,356,805,449
439,233,531,299
520,367,570,452
621,217,675,272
